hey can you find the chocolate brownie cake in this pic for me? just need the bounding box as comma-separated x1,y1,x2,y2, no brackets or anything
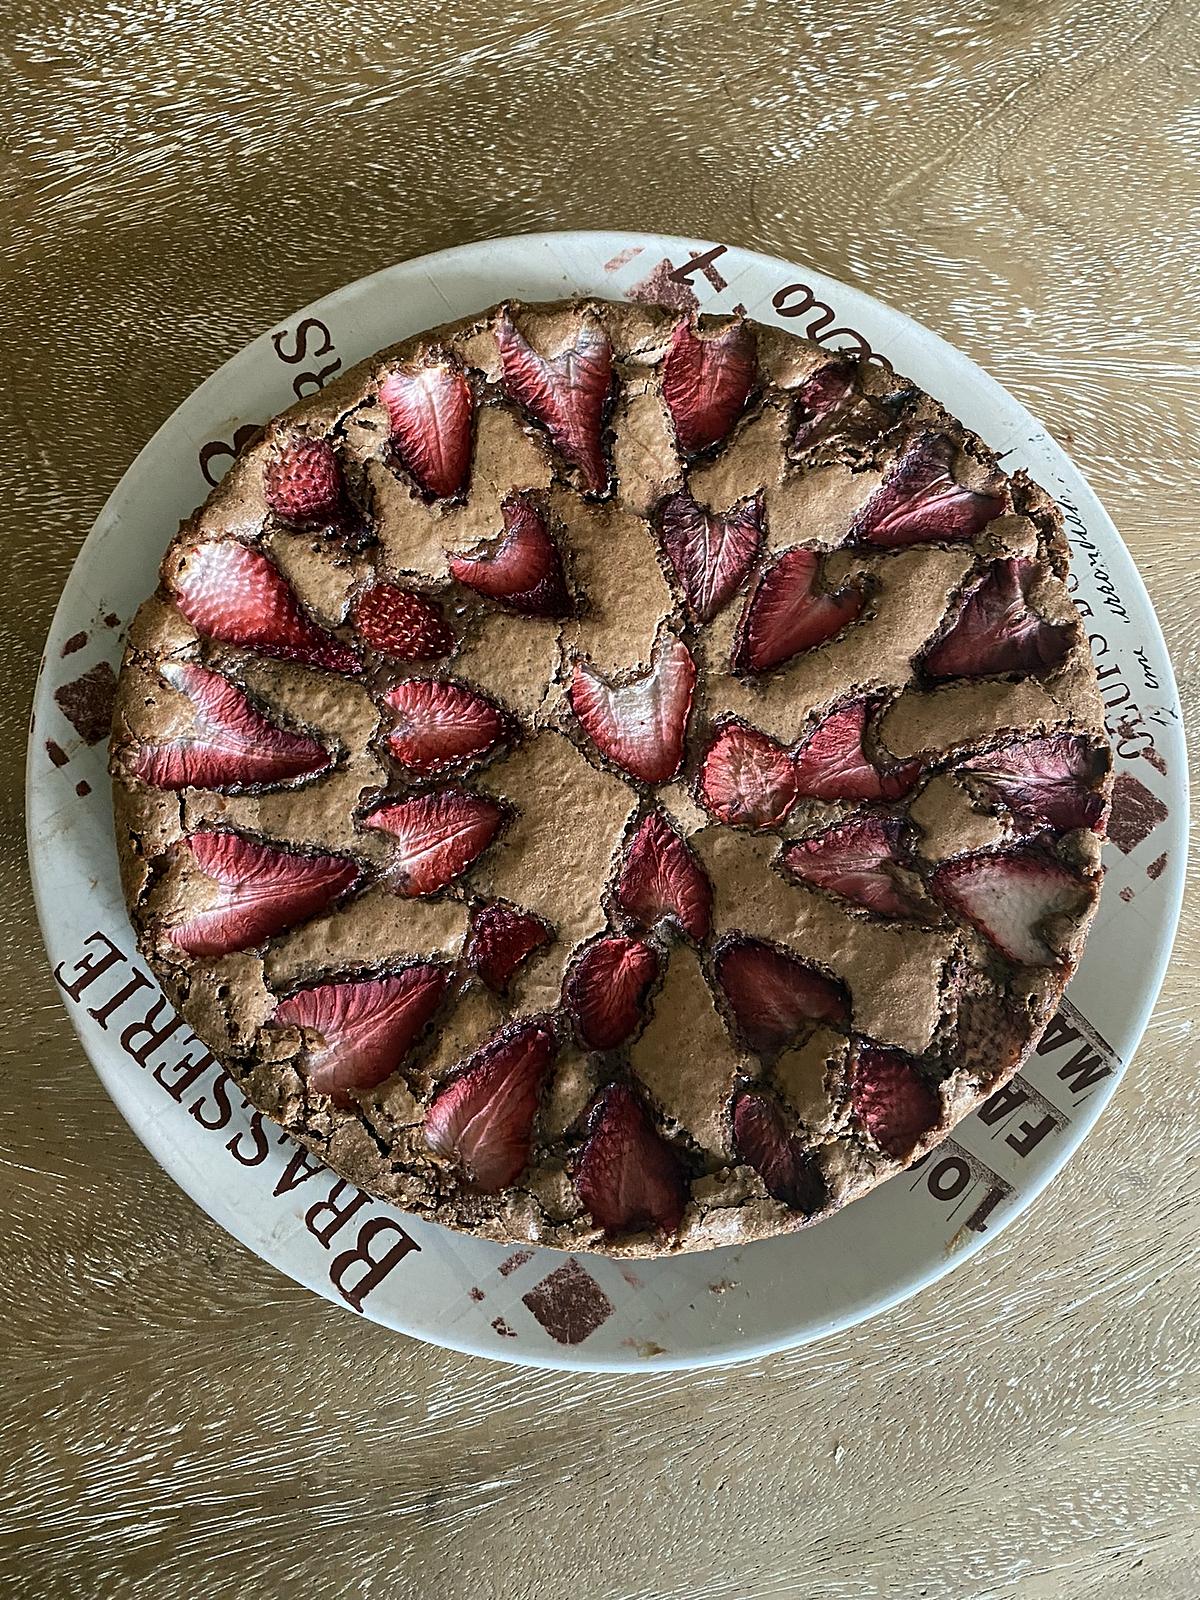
110,297,1112,1255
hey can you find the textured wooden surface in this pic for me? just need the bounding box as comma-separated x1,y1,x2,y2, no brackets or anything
3,3,1198,1596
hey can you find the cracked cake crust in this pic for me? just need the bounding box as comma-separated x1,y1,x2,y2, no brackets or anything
110,297,1111,1256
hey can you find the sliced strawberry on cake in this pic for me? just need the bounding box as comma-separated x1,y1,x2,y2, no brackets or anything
425,1020,558,1190
656,491,761,622
715,937,849,1051
169,830,359,956
467,902,554,993
732,1089,826,1213
563,935,659,1050
923,558,1074,679
364,790,505,897
497,309,612,493
383,679,509,777
852,434,1004,547
792,698,920,802
697,722,798,830
780,813,925,918
449,493,571,617
129,662,331,791
661,317,756,455
931,848,1094,966
272,965,450,1105
734,547,865,674
169,539,360,674
569,636,695,784
380,358,474,500
960,732,1108,833
851,1047,941,1158
574,1083,687,1234
614,809,712,941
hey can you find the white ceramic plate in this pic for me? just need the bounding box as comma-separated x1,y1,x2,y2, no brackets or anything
28,231,1187,1371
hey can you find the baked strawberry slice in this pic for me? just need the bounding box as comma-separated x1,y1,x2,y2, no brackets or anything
734,547,865,674
169,539,360,674
574,1083,687,1234
852,434,1004,547
615,809,712,941
780,814,923,918
931,849,1092,966
732,1090,826,1213
791,361,856,451
169,830,359,956
354,584,454,662
697,723,798,830
661,317,757,456
563,935,659,1050
383,679,508,776
960,733,1108,834
715,937,849,1051
380,359,474,500
425,1020,557,1191
792,699,920,802
467,901,553,992
656,491,762,622
273,965,449,1106
924,558,1075,680
364,791,505,897
264,431,346,525
496,310,612,493
851,1047,940,1158
569,636,696,784
449,493,570,617
129,661,331,791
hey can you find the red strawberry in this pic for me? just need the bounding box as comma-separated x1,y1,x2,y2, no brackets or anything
960,733,1108,833
791,361,856,450
732,1090,826,1213
467,901,553,992
615,809,712,941
781,813,922,918
574,1083,687,1234
661,317,756,456
734,547,865,674
273,965,449,1106
931,849,1092,966
569,636,695,784
354,584,454,662
715,938,849,1051
924,558,1075,680
449,493,570,617
169,830,358,956
263,431,345,525
852,434,1004,547
425,1020,557,1191
380,359,474,500
364,791,504,897
563,935,659,1050
851,1047,939,1157
496,310,612,492
697,723,798,830
383,679,508,776
130,661,331,791
170,540,360,674
792,699,920,802
656,491,761,622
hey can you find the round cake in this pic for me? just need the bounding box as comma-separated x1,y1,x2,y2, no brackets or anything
110,296,1112,1255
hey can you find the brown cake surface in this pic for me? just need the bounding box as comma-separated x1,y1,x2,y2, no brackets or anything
110,297,1111,1255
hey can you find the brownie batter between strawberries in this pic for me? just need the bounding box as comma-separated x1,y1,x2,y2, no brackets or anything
110,297,1112,1255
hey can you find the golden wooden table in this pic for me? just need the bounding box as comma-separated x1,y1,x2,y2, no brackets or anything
4,3,1197,1594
